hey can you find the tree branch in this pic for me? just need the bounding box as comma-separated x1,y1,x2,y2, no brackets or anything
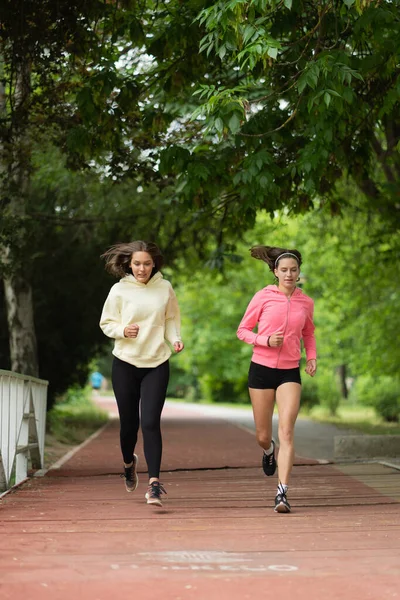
239,94,302,137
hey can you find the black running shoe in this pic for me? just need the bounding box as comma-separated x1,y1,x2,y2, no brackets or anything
145,481,167,507
121,454,139,492
274,486,291,513
262,439,277,476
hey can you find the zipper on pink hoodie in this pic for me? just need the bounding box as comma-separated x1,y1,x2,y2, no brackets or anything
237,285,316,369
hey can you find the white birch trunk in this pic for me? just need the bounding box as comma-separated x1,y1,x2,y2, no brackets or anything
1,55,39,377
3,267,39,376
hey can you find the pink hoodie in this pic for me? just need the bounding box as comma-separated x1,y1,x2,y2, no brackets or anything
237,285,316,369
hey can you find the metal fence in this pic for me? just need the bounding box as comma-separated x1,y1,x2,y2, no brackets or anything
0,369,48,493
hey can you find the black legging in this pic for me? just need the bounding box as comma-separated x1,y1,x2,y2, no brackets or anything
111,356,170,479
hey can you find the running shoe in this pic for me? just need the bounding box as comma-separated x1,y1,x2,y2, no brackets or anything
274,489,291,513
145,481,167,507
121,454,139,492
262,439,277,476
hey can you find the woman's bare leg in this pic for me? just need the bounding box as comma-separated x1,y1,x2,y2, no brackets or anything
275,382,301,485
248,388,276,450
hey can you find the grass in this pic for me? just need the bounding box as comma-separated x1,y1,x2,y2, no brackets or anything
307,403,400,435
47,400,108,444
44,386,109,468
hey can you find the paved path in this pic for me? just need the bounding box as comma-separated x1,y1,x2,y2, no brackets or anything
0,399,399,600
160,400,356,461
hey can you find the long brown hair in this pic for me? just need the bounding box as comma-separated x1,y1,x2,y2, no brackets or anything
250,245,302,272
101,241,164,279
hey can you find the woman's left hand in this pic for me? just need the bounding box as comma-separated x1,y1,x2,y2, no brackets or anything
305,359,317,377
174,341,184,353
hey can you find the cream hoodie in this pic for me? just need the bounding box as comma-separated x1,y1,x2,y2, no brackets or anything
99,271,181,368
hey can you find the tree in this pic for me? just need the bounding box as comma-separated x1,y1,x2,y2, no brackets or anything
0,0,219,380
0,145,237,406
0,0,246,381
184,0,400,226
0,0,125,376
174,214,303,402
173,186,400,413
295,182,400,379
2,0,399,403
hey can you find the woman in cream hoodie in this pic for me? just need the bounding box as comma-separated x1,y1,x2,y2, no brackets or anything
100,241,184,507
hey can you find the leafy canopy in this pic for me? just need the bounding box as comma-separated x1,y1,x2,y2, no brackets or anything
186,0,400,227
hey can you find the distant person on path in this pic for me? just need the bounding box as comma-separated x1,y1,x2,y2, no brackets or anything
90,371,104,390
100,241,184,507
237,246,317,513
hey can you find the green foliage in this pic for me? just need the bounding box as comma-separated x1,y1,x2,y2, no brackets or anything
2,0,400,244
167,364,200,401
4,0,397,248
176,268,254,403
1,145,236,406
300,375,320,412
174,214,306,403
198,373,249,404
173,184,400,410
350,375,400,423
47,386,109,444
190,0,400,225
1,0,400,413
315,370,341,416
294,182,400,379
308,403,400,436
292,184,400,423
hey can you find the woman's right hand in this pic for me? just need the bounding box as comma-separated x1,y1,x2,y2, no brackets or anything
268,331,284,347
124,324,139,338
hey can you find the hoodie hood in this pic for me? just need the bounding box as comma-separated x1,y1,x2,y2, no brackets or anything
121,271,163,287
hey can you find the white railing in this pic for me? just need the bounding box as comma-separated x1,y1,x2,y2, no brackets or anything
0,369,48,492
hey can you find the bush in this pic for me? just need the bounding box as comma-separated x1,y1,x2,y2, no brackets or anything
198,373,248,404
47,385,109,444
300,376,320,412
167,364,200,401
350,375,400,423
316,371,341,416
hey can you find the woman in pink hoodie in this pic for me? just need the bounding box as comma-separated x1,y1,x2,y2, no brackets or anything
237,245,317,513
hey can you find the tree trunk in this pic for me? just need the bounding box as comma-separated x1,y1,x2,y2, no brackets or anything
3,267,38,376
336,364,348,399
0,54,39,377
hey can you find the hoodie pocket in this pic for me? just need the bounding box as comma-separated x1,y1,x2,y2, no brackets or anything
124,324,166,360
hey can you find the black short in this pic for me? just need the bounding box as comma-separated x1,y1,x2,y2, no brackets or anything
248,361,301,390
